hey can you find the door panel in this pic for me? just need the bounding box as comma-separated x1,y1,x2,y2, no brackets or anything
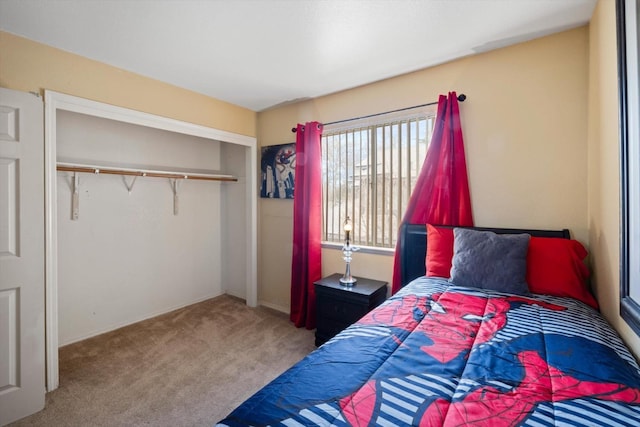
0,158,18,256
0,88,45,425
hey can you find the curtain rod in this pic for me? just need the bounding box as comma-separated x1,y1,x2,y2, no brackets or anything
291,93,466,132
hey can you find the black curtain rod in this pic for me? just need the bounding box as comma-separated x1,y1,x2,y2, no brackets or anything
291,93,466,132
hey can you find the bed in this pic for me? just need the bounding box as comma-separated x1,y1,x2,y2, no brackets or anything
217,224,640,426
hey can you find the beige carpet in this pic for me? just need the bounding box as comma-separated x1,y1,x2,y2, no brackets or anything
10,295,316,427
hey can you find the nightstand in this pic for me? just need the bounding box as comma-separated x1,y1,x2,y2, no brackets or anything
314,273,388,346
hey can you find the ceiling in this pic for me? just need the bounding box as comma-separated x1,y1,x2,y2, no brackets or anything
0,0,597,112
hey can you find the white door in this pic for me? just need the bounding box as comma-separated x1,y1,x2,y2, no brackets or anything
0,88,45,425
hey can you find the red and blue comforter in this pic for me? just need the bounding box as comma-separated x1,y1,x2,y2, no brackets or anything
218,277,640,426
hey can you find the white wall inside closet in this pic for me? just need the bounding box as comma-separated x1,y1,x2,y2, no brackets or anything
56,111,235,345
220,142,249,300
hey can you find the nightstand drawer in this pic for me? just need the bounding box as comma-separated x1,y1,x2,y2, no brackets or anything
318,316,352,338
317,295,367,324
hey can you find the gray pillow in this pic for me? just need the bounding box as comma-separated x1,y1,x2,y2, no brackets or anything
449,228,531,295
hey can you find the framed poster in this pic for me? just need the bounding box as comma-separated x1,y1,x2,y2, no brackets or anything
260,143,296,199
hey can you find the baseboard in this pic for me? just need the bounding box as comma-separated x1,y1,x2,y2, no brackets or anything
224,289,246,301
59,292,224,347
224,292,289,314
258,300,289,314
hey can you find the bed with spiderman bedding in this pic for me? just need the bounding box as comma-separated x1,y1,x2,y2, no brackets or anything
217,224,640,426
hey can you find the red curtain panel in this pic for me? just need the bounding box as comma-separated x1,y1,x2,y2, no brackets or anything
391,92,474,294
290,122,323,329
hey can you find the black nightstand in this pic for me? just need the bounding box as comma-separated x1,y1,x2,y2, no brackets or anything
314,273,388,346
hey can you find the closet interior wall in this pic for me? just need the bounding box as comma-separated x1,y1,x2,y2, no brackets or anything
56,110,239,346
219,142,249,301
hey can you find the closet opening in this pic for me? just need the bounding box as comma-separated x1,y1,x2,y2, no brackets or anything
44,91,257,392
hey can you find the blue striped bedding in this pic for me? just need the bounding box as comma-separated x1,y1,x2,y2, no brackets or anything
217,277,640,426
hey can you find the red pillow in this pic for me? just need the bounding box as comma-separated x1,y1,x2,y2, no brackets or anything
425,224,454,278
526,237,598,309
424,225,599,309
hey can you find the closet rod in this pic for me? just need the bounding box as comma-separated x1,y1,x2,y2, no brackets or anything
56,162,238,182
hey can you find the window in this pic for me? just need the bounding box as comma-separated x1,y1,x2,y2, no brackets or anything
321,106,437,249
618,0,640,336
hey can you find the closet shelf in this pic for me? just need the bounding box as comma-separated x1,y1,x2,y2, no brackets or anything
56,162,238,182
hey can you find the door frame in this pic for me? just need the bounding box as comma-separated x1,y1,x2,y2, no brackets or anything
44,91,258,391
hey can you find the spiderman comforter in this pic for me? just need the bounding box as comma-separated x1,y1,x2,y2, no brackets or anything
217,278,640,426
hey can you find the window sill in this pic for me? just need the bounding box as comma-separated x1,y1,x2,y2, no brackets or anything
321,242,395,256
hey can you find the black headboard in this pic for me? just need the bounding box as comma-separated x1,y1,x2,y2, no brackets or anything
398,223,571,288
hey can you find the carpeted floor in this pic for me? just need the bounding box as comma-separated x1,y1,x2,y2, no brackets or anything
10,295,316,427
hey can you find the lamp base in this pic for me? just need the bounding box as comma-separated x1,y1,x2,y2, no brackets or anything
339,276,357,287
340,244,359,287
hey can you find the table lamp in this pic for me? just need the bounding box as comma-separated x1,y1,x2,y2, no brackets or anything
339,216,359,286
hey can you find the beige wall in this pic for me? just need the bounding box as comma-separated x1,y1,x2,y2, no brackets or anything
588,0,640,357
0,31,256,137
258,27,590,312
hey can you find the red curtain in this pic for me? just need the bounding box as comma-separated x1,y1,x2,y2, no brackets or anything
290,122,323,329
391,92,474,294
